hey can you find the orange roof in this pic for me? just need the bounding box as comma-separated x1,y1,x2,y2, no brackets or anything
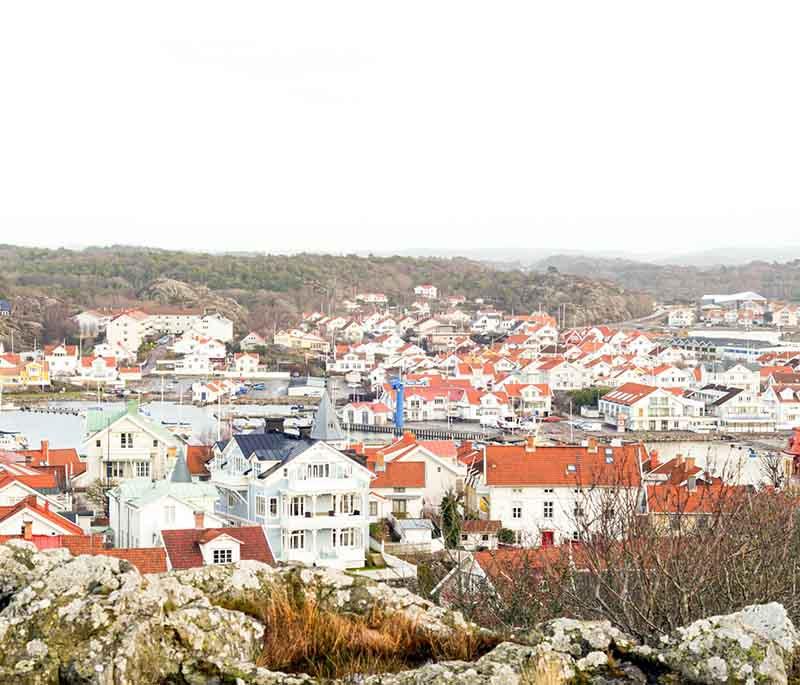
19,445,86,477
484,442,643,487
646,482,747,515
0,496,83,535
94,547,168,574
370,461,425,489
601,383,658,406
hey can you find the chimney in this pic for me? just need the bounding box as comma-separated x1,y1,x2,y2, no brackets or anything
41,440,49,464
375,451,386,472
525,436,536,453
685,457,695,471
649,449,660,469
461,440,473,454
587,437,598,453
22,520,32,540
193,511,204,529
402,430,416,444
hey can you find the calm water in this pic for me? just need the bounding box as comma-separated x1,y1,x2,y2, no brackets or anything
0,401,297,450
0,399,388,452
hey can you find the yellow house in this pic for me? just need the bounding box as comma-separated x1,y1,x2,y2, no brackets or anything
20,360,50,386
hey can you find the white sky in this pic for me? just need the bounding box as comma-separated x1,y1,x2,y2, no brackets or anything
1,1,799,254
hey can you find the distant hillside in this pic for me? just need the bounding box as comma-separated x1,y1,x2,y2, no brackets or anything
532,254,800,302
0,245,653,345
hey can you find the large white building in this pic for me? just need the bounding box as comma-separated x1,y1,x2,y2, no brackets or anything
208,392,373,569
479,437,644,547
599,383,704,432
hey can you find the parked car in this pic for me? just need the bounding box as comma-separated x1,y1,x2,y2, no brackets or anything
541,415,564,423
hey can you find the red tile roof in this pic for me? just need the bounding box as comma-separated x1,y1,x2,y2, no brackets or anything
161,526,275,570
0,496,84,535
370,461,425,489
484,442,643,487
601,383,658,406
92,547,168,574
19,445,86,476
461,519,501,534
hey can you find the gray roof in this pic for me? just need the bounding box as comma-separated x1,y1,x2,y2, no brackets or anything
170,452,193,483
310,390,345,442
232,432,314,463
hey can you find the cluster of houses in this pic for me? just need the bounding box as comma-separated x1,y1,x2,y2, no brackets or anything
668,291,800,330
1,389,795,579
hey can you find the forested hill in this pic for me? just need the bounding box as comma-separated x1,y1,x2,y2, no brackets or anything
0,245,653,340
532,254,800,302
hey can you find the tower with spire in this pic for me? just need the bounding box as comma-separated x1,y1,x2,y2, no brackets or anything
310,389,347,449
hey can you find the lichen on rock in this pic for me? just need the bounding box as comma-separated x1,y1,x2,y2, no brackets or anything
0,542,799,684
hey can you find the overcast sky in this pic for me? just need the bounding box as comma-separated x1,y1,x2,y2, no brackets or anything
1,1,799,255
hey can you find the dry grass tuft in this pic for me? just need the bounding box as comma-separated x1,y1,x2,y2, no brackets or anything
254,584,497,679
520,654,569,685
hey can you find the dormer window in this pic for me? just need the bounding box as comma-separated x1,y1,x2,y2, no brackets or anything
212,549,233,564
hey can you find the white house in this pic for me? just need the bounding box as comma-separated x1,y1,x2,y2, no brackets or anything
208,392,373,569
194,313,234,343
107,454,224,548
599,383,704,431
668,308,697,328
762,385,800,430
106,310,151,354
43,344,80,377
240,331,267,351
481,437,643,547
80,401,184,485
341,401,392,426
414,284,438,300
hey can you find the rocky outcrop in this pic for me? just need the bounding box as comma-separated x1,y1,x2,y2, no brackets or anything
0,541,798,684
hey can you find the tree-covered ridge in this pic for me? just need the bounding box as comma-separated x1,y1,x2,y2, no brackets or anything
0,244,652,324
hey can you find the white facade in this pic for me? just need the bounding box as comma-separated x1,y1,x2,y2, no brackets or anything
108,480,223,548
210,438,372,570
80,404,183,485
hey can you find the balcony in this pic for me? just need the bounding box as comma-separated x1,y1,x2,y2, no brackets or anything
282,510,366,529
286,474,361,492
107,448,154,462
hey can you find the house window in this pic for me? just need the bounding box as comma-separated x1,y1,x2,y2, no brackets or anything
255,496,266,517
512,504,522,519
212,548,233,564
543,501,554,519
339,493,356,514
336,528,356,547
120,433,133,448
135,461,150,478
290,496,305,517
544,488,554,494
95,439,102,448
289,530,305,550
106,462,124,479
369,501,378,517
482,534,490,541
309,463,330,479
153,439,158,448
392,499,407,514
269,497,278,517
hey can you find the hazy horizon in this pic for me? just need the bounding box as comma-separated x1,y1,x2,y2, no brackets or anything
2,1,799,254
